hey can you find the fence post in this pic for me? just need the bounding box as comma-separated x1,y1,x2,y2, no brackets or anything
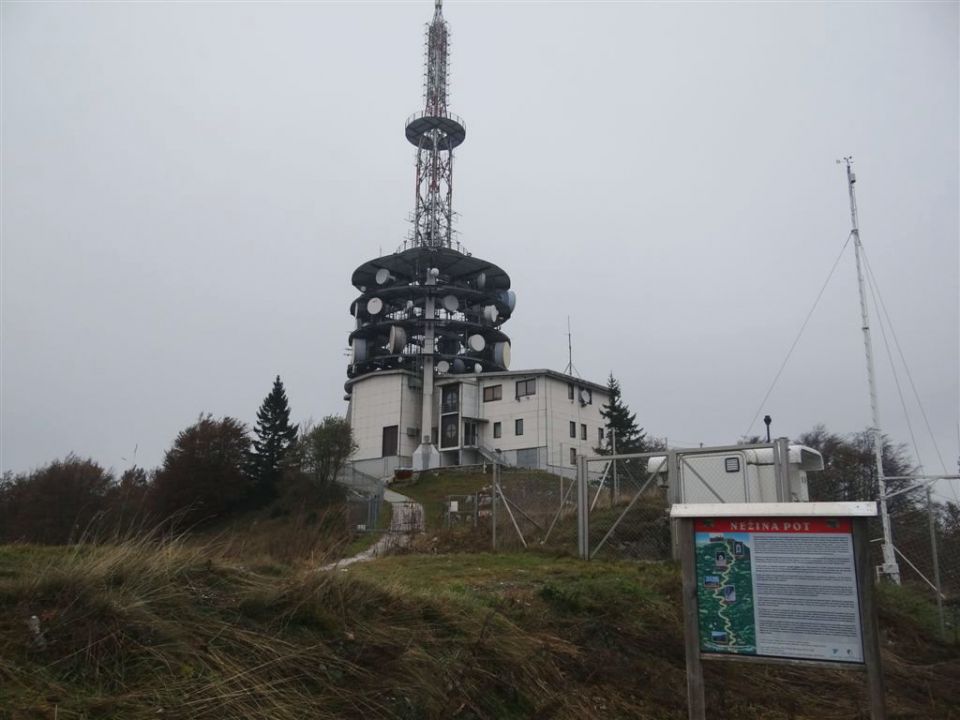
577,455,589,559
611,429,618,508
491,462,499,552
668,450,680,560
927,487,947,639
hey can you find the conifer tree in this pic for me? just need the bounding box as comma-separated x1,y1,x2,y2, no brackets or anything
249,376,298,504
597,373,647,454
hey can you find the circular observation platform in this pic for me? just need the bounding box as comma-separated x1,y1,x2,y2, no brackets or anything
405,111,466,150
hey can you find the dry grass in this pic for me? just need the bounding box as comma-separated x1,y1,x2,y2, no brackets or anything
0,536,957,720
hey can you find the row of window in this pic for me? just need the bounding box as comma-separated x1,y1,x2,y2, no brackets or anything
483,380,535,402
481,380,593,404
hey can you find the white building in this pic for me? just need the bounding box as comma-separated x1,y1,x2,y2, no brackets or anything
347,369,609,479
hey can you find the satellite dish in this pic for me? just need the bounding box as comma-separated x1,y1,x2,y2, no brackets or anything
475,272,486,289
482,305,498,324
467,334,486,352
388,325,407,353
366,297,384,315
375,268,395,285
499,290,516,312
452,358,466,373
473,363,483,373
442,294,459,313
352,338,368,363
436,360,450,374
579,389,590,405
493,341,511,369
438,336,460,355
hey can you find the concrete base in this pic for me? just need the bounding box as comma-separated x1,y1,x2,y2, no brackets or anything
411,441,442,471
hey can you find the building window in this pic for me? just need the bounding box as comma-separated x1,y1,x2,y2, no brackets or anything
441,384,459,413
570,447,577,465
581,423,587,441
515,418,523,436
440,415,458,449
516,379,536,399
567,383,574,400
483,384,502,402
598,427,604,443
493,421,502,439
569,421,576,438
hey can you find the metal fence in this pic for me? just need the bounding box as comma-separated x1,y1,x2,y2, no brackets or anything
337,464,385,534
486,442,792,558
879,477,960,640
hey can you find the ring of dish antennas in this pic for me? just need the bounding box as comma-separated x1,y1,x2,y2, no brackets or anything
347,251,515,379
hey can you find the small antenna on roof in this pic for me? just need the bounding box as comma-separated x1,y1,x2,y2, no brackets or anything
564,316,581,378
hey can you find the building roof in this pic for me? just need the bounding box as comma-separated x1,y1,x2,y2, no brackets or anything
476,368,609,394
344,367,609,395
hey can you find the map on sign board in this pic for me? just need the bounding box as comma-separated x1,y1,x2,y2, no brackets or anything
694,517,864,664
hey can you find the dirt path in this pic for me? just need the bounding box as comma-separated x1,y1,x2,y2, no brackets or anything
321,489,424,571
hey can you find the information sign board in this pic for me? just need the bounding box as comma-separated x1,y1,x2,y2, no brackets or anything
671,502,885,720
694,517,863,663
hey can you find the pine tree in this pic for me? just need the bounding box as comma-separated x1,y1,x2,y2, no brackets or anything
249,376,298,505
597,373,647,454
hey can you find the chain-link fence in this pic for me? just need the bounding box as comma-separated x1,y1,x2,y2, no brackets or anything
877,477,960,641
485,442,797,559
490,465,571,551
337,465,385,534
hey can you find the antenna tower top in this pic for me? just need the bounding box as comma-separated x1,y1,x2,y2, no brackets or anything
405,0,465,249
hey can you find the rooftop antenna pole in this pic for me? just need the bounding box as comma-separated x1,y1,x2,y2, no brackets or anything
841,156,900,584
565,316,573,375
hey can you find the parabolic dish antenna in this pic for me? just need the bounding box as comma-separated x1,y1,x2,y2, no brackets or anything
352,338,368,363
436,360,450,374
475,272,486,289
467,334,486,352
388,325,407,353
375,268,394,285
366,297,384,315
482,305,498,324
493,341,511,368
442,294,459,313
452,358,465,373
473,363,483,373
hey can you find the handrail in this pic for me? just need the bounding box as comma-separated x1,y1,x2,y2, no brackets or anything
405,109,466,131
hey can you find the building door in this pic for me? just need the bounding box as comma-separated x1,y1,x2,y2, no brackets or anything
382,425,399,457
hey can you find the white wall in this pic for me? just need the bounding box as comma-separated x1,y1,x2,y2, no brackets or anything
349,370,609,476
477,374,608,473
349,372,420,461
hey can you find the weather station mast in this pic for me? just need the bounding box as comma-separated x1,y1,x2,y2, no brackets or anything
345,0,516,471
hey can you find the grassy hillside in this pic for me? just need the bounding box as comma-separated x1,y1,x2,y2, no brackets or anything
1,537,957,719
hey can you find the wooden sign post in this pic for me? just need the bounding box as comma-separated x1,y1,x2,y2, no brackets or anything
671,502,886,720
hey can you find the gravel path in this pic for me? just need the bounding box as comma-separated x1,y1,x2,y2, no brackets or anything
321,489,424,571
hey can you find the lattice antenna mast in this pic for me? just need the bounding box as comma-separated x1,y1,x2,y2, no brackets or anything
405,0,466,249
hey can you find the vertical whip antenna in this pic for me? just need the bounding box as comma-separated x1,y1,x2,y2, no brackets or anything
405,0,466,249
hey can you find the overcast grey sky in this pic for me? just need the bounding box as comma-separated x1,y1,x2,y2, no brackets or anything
2,1,957,500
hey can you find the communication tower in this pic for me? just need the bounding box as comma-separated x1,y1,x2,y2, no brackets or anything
346,0,515,470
